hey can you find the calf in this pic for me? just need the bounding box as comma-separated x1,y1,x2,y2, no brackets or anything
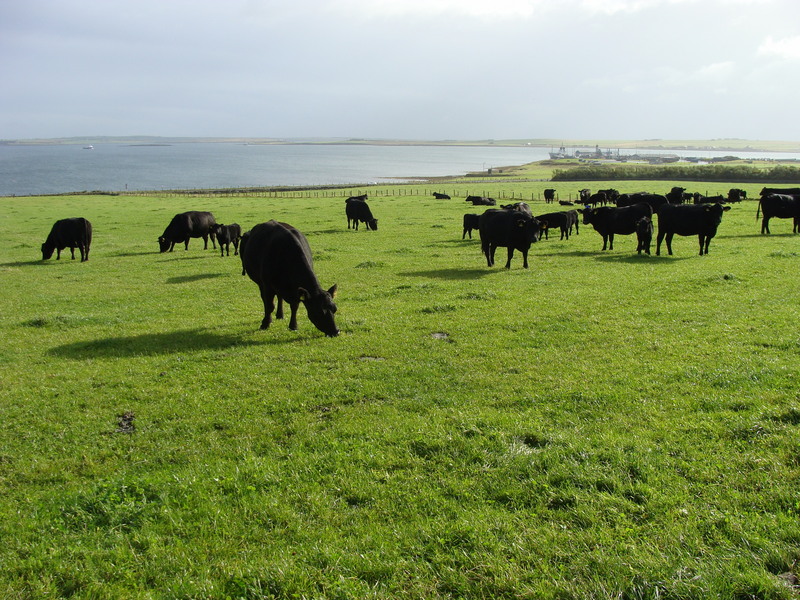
656,203,731,255
433,192,451,199
580,203,653,251
756,193,800,234
479,209,543,269
466,196,496,206
462,213,481,239
240,221,339,336
211,223,242,257
537,211,572,240
158,211,217,252
41,217,92,262
636,216,653,255
345,198,378,230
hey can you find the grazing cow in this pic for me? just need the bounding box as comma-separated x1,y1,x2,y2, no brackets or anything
537,211,573,240
617,193,668,212
345,198,378,230
501,202,533,217
211,223,242,257
462,213,481,239
433,192,451,200
756,194,800,234
158,211,217,252
466,196,496,206
346,193,368,202
727,188,746,203
544,188,556,203
693,193,726,204
479,209,543,269
240,221,339,336
41,217,92,262
580,203,653,251
598,189,620,204
636,216,653,255
656,203,731,255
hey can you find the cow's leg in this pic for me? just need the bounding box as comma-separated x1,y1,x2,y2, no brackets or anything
202,234,208,249
55,248,61,260
794,218,799,234
504,247,515,269
79,244,87,262
488,245,497,267
666,233,674,255
259,287,276,329
762,217,770,234
656,232,665,255
521,249,529,269
233,240,239,255
69,247,76,260
288,301,300,331
275,297,285,320
210,232,217,249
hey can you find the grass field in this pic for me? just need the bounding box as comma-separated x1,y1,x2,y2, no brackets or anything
1,180,799,599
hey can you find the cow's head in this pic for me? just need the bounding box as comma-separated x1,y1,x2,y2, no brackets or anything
580,207,596,224
157,236,171,253
41,242,55,260
300,284,339,337
367,219,378,231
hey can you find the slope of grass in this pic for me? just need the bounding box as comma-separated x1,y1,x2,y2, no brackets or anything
1,187,799,599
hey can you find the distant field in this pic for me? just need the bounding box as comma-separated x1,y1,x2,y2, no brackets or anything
1,182,799,599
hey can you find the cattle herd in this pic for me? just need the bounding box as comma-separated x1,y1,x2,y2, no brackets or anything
39,187,800,335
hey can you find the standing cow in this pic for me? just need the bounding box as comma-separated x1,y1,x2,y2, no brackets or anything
544,189,556,203
656,203,731,256
580,204,653,251
240,221,339,336
211,223,242,257
479,209,543,269
41,217,92,262
537,211,572,240
158,211,217,252
345,198,378,231
756,194,800,234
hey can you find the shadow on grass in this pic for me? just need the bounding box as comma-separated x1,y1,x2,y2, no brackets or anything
400,268,496,280
48,327,296,359
0,259,51,267
592,253,693,264
166,273,226,284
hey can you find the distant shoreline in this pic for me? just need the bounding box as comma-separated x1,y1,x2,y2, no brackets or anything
3,136,800,154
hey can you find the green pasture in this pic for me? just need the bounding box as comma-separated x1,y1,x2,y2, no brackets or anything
1,182,799,599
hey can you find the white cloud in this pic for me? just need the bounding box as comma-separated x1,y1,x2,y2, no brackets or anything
758,35,800,60
328,0,549,18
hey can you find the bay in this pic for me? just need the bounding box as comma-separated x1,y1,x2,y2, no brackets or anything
2,142,799,197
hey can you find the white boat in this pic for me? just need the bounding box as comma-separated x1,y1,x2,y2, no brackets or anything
83,145,94,150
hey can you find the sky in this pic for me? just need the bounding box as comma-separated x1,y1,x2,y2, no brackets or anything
2,0,799,141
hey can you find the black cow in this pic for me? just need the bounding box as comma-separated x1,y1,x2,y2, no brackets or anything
501,202,533,217
617,193,668,212
479,209,543,269
656,203,731,255
666,187,689,204
466,196,496,206
41,217,92,262
728,188,746,203
588,192,608,207
462,213,481,239
580,203,653,251
240,221,339,337
760,187,800,197
158,211,217,252
598,189,620,204
537,211,572,240
756,194,800,234
345,198,378,230
211,223,242,257
346,193,368,202
579,189,591,204
559,200,574,206
544,188,556,203
566,210,579,236
433,192,451,200
636,216,653,255
693,193,726,204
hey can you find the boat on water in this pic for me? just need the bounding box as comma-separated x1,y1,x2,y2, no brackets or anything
83,145,94,150
549,146,571,159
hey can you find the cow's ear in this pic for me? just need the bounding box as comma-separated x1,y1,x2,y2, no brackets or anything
723,205,731,211
328,284,338,298
298,287,308,301
517,221,525,227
